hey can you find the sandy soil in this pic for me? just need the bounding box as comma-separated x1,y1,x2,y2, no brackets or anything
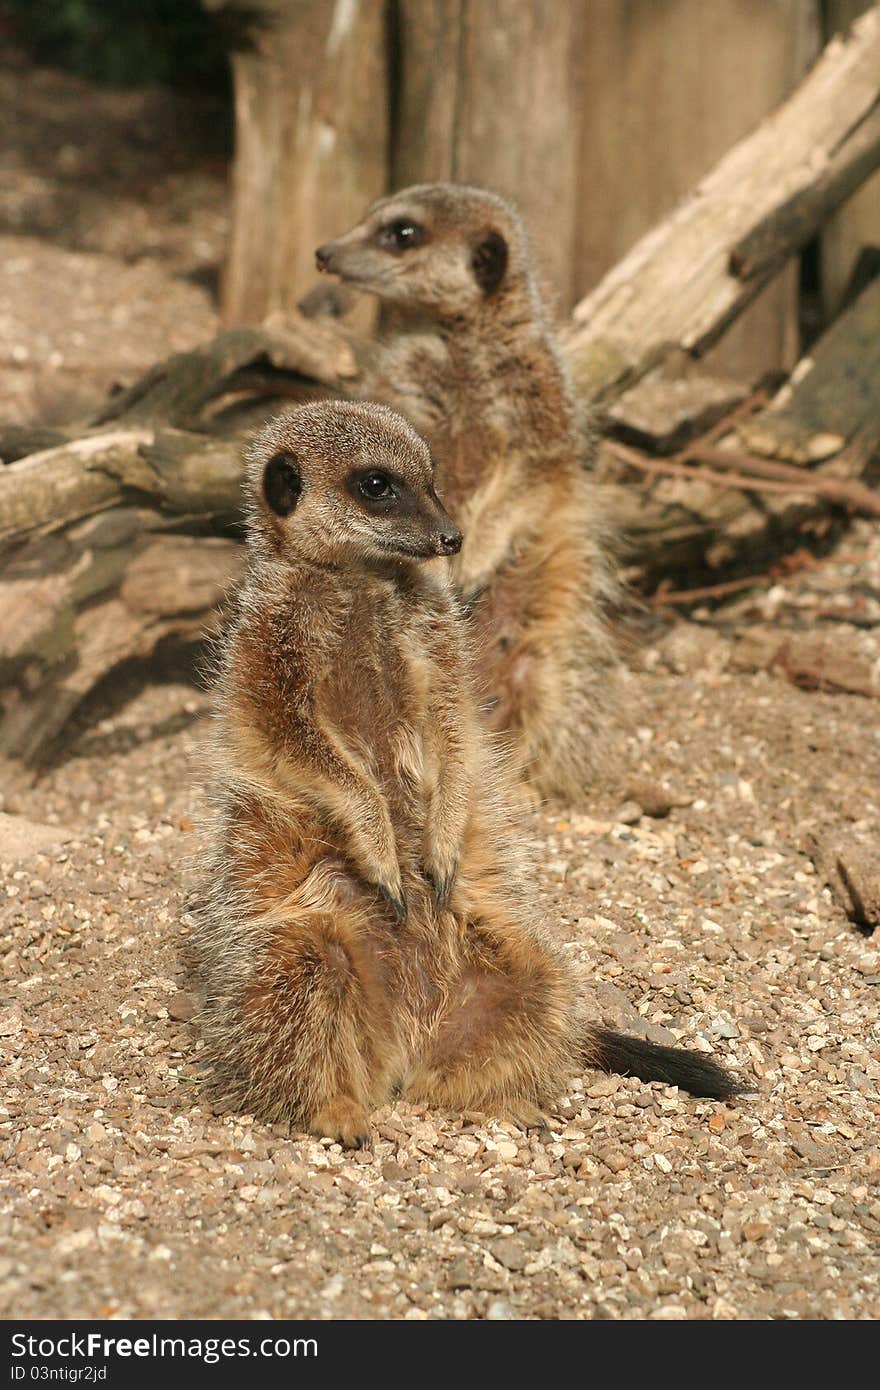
0,54,225,426
1,57,879,1322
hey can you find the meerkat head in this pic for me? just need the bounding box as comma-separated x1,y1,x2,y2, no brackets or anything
246,400,462,568
315,183,529,318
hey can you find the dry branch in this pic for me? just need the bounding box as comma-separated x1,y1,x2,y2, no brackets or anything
92,319,356,430
608,265,880,583
563,5,880,403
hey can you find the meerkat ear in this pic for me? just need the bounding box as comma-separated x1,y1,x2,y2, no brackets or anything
263,452,302,517
470,230,509,295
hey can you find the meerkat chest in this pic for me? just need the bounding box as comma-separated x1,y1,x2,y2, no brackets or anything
325,594,443,802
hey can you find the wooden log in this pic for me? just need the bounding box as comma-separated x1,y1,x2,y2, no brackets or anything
606,376,748,454
571,0,817,379
729,100,880,284
0,429,241,552
0,510,243,772
0,420,249,771
737,272,880,465
0,305,360,769
92,320,356,430
564,4,880,403
0,316,356,552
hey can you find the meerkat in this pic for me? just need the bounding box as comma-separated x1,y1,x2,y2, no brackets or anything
189,400,739,1144
314,183,618,803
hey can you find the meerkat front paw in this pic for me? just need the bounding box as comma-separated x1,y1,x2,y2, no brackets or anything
310,1097,373,1150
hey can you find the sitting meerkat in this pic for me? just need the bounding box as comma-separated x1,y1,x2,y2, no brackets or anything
315,183,619,802
189,400,739,1144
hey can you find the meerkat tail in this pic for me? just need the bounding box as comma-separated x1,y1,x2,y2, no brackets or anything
585,1025,743,1100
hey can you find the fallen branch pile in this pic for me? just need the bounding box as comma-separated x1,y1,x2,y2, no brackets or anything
2,6,880,771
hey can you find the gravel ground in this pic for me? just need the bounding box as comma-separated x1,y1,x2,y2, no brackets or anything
2,525,879,1321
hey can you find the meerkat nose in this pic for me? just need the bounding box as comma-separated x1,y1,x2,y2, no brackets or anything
315,243,334,272
438,528,462,556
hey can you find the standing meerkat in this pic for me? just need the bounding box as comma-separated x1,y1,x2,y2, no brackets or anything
190,401,739,1143
315,183,618,802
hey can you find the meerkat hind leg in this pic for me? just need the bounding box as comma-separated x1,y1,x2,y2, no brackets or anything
244,909,395,1145
405,920,575,1114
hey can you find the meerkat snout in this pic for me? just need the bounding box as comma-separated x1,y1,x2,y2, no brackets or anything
437,527,462,556
247,400,463,566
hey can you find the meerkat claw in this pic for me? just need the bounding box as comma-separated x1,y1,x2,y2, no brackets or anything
378,882,408,925
424,860,458,910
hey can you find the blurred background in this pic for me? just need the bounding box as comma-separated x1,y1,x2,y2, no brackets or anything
2,0,879,431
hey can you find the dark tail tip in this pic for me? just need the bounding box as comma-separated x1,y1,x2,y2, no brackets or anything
589,1026,745,1100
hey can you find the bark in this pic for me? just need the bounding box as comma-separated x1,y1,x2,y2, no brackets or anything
219,0,389,327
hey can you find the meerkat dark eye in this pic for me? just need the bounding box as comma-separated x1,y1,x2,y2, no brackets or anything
358,471,395,501
263,452,302,517
377,220,426,255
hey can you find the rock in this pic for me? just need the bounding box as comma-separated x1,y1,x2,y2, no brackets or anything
709,1014,741,1040
741,1221,770,1242
790,1135,836,1167
0,812,73,862
658,623,731,676
597,1147,629,1174
486,1298,515,1320
804,834,880,931
445,1259,473,1291
643,1022,678,1047
167,992,196,1022
490,1237,527,1272
625,780,691,819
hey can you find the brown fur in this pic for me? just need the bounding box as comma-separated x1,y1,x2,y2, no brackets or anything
189,401,740,1143
316,184,620,801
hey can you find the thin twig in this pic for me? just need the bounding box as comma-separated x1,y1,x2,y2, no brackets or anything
648,574,772,605
605,440,880,517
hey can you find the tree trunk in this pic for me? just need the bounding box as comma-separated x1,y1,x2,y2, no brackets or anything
393,0,583,307
220,0,389,328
